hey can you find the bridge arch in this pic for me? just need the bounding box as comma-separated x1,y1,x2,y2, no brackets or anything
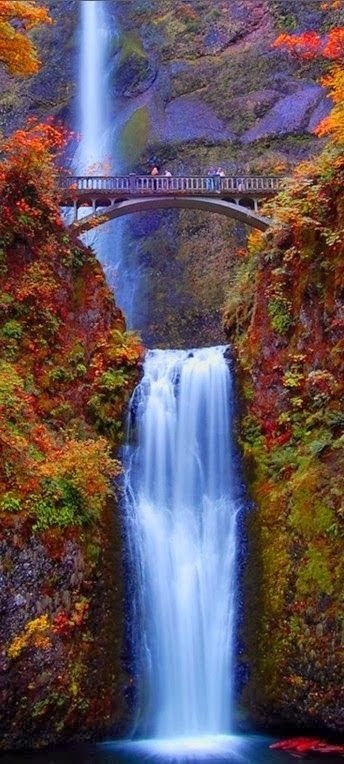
68,196,273,233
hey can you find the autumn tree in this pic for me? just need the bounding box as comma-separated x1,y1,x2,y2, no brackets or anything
274,11,344,145
0,0,51,77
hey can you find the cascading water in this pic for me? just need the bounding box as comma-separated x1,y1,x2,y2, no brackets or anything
78,3,240,752
124,347,239,743
78,0,109,173
77,1,137,324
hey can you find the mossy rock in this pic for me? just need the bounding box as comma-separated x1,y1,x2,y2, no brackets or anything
119,106,151,164
114,34,157,97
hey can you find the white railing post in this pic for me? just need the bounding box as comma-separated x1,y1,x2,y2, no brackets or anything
129,173,136,193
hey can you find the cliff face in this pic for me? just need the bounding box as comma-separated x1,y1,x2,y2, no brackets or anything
111,0,336,346
0,1,78,137
113,0,331,166
224,144,343,733
0,125,143,749
112,0,336,346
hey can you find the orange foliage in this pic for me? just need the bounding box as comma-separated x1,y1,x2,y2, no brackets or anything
7,615,51,659
0,119,69,173
316,67,344,143
0,0,51,76
321,1,342,8
274,31,322,60
274,29,344,61
0,120,71,243
0,119,143,528
38,438,120,517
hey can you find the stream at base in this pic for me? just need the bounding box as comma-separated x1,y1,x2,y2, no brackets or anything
1,736,342,764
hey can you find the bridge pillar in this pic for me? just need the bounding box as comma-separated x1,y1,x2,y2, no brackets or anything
254,199,258,212
92,198,96,213
73,200,78,221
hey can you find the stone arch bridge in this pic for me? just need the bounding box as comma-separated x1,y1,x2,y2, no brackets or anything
59,175,285,233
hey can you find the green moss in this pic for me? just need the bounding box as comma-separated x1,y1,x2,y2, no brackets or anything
120,106,151,164
296,545,334,596
0,362,23,403
224,255,258,337
0,493,22,513
289,481,335,538
119,32,146,63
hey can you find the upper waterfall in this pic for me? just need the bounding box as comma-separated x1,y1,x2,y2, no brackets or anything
76,1,139,325
78,0,109,173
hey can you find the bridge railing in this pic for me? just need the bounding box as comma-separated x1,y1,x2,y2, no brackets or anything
58,175,285,195
58,176,131,191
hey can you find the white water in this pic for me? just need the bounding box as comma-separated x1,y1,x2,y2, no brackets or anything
78,4,240,749
78,0,110,173
77,1,138,324
125,347,239,740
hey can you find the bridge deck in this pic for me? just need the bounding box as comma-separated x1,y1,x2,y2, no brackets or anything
59,175,282,232
59,174,285,201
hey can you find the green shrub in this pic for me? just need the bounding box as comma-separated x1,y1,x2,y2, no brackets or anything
1,320,22,340
32,478,89,531
268,296,293,334
0,493,22,512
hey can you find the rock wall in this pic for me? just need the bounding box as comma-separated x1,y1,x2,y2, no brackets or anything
0,1,78,137
224,144,343,734
110,0,335,346
113,0,331,165
0,124,143,749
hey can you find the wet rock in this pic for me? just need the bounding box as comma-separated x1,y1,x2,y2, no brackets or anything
242,84,325,142
13,593,26,608
202,23,244,54
114,53,157,97
163,95,233,142
307,96,332,133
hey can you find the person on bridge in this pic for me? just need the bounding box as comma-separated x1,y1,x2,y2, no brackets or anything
150,164,160,190
207,167,215,190
162,169,172,190
213,167,225,191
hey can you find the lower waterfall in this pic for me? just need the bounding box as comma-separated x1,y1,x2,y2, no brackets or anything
124,346,239,742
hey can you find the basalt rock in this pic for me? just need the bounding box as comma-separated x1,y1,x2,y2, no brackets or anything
114,52,157,98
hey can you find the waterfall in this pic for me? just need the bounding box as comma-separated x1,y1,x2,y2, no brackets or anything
77,1,137,325
124,347,239,741
78,4,240,751
78,0,109,173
